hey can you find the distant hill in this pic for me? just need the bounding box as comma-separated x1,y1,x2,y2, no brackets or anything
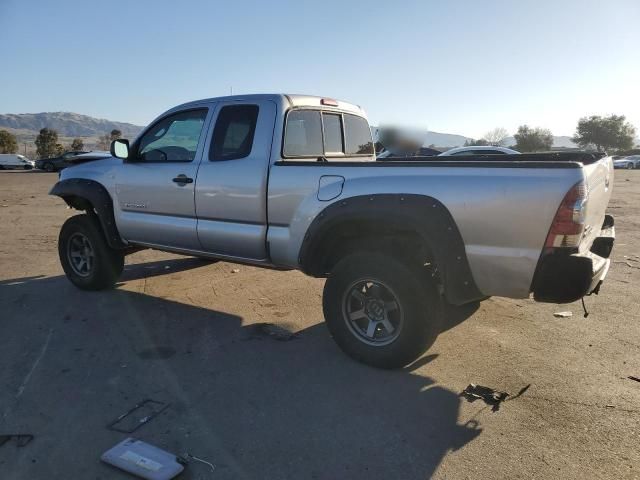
373,127,580,150
0,112,143,139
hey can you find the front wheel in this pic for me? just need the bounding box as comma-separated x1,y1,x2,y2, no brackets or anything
58,214,124,290
323,252,443,369
627,163,634,170
44,162,55,172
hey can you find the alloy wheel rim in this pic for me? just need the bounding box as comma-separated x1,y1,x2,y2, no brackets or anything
342,279,403,346
67,232,95,277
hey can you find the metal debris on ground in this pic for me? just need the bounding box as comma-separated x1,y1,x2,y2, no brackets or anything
101,438,184,480
182,452,216,473
461,383,531,412
0,434,33,448
553,311,573,318
107,399,171,434
247,322,300,341
628,376,640,383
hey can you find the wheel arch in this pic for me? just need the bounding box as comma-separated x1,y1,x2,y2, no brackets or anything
298,194,483,305
50,179,127,249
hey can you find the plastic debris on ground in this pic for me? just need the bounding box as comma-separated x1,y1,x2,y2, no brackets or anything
461,384,531,412
0,434,33,448
107,399,171,434
101,438,184,480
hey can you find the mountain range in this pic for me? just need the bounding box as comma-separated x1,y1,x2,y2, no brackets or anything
0,111,617,150
0,112,143,142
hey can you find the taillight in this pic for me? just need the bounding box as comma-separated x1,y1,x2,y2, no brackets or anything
544,181,588,249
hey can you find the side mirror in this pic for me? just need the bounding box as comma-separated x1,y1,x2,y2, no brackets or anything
110,139,130,160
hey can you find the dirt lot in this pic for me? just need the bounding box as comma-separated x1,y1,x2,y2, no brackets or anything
1,170,639,480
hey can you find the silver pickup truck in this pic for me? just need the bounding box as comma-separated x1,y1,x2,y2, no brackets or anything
50,94,615,368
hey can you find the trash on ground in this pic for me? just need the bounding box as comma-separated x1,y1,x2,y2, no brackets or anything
231,268,240,273
0,434,33,448
628,376,640,383
107,399,171,434
553,311,573,318
460,383,530,412
247,322,300,341
182,452,215,473
101,437,184,480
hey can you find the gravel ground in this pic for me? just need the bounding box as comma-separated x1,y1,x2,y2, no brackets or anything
0,169,639,480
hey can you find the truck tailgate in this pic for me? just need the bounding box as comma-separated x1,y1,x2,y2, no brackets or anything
581,156,614,252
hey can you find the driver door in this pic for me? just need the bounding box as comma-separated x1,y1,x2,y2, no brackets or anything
114,107,211,250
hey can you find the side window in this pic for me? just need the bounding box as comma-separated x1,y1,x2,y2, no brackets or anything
481,150,505,155
344,114,374,155
210,105,259,161
452,150,475,156
322,113,343,154
283,110,323,157
138,109,207,162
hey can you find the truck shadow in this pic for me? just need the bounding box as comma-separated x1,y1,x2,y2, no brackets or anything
0,263,482,480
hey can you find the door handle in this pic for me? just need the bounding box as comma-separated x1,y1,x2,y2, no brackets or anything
172,174,193,185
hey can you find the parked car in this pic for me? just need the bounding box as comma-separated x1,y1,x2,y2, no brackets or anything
613,155,640,169
377,147,442,159
0,154,33,170
49,94,615,369
66,151,112,164
439,146,520,156
35,151,88,172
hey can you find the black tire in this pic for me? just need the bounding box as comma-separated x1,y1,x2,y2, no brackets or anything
44,162,55,172
323,252,443,369
627,163,633,170
58,214,124,290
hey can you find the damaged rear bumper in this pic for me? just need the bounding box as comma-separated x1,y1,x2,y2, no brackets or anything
532,214,615,303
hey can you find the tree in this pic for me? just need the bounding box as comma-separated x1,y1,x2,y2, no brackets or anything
70,138,84,151
483,127,509,146
463,138,489,147
97,129,123,150
96,134,111,150
513,125,553,152
572,115,636,152
110,129,122,142
0,129,18,154
35,128,59,159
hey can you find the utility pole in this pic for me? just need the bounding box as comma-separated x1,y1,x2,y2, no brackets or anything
24,143,27,155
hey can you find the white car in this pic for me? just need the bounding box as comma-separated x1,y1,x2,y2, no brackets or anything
613,155,640,169
439,146,520,156
0,154,34,170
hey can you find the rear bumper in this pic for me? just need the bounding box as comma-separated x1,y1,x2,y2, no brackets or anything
532,215,615,303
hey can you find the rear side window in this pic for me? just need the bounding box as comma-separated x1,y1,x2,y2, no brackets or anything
210,105,259,161
344,114,374,155
283,110,323,157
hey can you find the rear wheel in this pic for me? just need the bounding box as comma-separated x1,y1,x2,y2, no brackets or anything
323,252,443,369
627,163,634,170
58,214,124,290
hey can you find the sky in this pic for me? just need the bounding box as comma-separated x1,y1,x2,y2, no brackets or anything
1,0,639,138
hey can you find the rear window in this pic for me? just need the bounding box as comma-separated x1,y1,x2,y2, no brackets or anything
283,110,323,157
283,110,373,158
344,114,374,155
323,114,343,154
210,105,259,161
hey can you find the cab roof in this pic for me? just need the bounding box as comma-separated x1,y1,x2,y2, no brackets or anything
174,94,365,116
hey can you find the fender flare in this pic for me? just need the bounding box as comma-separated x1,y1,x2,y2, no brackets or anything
298,194,483,305
49,179,127,249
